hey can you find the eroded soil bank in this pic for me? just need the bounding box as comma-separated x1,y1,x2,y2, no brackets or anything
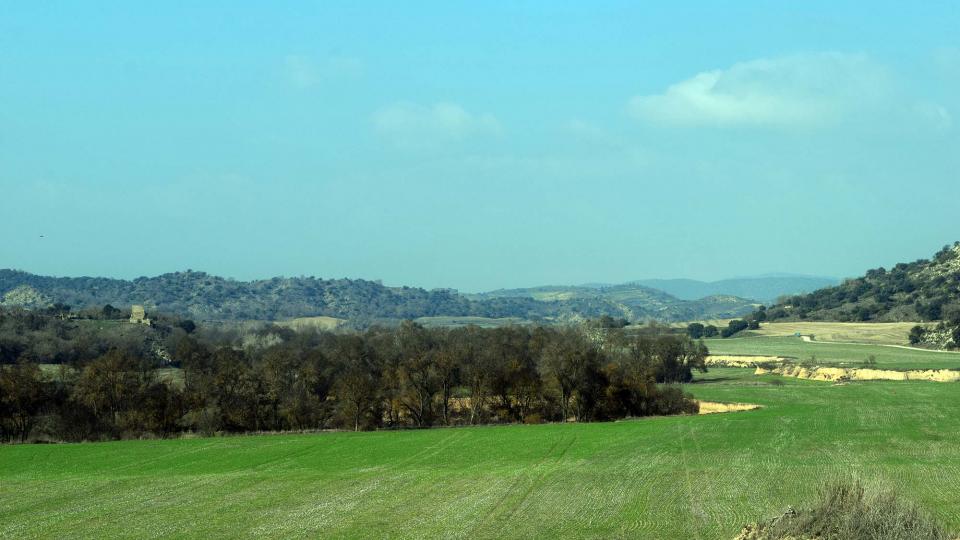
755,365,960,383
696,401,761,414
706,355,789,368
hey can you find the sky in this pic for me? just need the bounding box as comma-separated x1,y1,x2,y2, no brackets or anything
1,1,959,292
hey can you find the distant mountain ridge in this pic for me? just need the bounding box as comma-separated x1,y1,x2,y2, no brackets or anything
634,276,838,304
0,269,759,324
466,283,757,321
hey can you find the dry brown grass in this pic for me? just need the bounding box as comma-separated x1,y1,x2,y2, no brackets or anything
277,316,346,331
747,321,926,346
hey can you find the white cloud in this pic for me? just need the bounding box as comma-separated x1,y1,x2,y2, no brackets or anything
283,54,363,89
627,52,933,129
372,102,501,148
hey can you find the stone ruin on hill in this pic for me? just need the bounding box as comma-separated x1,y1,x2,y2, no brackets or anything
129,305,151,326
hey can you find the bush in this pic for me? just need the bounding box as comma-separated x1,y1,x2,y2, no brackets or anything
736,481,952,540
909,325,926,345
686,323,705,339
721,319,749,338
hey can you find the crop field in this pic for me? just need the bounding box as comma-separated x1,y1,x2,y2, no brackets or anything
705,335,960,370
3,367,960,539
745,321,923,345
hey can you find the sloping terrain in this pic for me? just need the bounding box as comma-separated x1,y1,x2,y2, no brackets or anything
757,242,960,349
764,242,960,323
3,368,959,538
470,283,757,322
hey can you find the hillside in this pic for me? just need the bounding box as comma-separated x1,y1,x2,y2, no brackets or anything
764,243,960,322
760,242,960,348
0,270,756,324
634,275,837,303
468,283,756,321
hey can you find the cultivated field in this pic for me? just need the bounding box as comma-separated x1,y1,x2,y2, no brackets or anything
745,321,924,346
3,368,959,539
705,335,960,370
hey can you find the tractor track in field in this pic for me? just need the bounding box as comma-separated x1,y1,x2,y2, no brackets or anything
676,422,703,540
474,433,578,534
795,334,960,354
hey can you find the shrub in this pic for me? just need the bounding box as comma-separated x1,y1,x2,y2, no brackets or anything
736,481,952,540
686,323,705,339
909,325,926,345
721,319,749,338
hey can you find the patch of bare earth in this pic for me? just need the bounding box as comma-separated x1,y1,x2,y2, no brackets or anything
696,401,760,415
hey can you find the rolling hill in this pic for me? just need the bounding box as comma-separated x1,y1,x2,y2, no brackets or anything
0,270,756,324
633,275,837,303
763,242,960,322
468,283,757,321
761,242,960,348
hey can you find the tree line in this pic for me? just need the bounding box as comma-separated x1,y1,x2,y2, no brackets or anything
0,312,708,442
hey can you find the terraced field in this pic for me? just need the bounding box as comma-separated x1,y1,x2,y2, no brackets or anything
3,368,960,539
705,335,960,370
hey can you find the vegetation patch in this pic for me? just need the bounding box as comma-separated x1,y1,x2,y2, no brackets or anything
1,309,709,442
735,481,953,540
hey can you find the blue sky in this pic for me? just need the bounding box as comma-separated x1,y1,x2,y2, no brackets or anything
2,2,958,291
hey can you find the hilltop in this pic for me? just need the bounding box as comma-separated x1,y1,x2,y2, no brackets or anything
633,275,837,304
467,283,756,322
0,270,757,324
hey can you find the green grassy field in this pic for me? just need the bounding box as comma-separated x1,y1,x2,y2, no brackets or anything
3,368,960,539
705,335,960,370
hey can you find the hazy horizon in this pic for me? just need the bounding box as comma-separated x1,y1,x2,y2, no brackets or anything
3,3,958,291
0,264,842,296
